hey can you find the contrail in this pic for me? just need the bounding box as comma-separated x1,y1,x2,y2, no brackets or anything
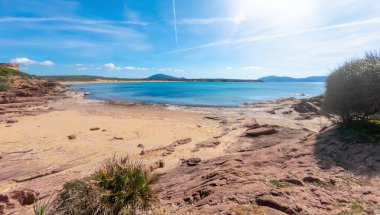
172,0,178,43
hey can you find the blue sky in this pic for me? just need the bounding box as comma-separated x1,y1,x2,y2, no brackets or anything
0,0,379,79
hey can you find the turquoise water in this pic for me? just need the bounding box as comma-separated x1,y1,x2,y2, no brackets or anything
71,82,325,106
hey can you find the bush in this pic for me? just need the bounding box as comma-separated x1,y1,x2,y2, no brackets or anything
0,77,9,91
323,52,380,123
56,156,158,215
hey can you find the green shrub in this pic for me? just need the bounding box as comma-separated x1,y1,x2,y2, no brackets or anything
323,52,380,123
56,156,158,215
0,77,9,91
94,156,158,214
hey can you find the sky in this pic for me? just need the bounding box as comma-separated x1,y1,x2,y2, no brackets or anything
0,0,379,79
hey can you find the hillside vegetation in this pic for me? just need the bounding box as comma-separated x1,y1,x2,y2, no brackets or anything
0,66,29,77
0,66,30,91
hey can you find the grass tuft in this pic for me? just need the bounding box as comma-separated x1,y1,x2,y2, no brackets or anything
56,156,158,215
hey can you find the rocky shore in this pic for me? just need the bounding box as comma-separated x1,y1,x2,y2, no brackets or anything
0,83,379,214
0,76,69,124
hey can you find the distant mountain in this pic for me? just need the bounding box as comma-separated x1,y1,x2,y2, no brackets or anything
146,73,185,80
259,76,327,82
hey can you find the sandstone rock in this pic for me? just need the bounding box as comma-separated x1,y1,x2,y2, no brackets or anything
195,139,221,148
256,195,300,215
172,138,192,146
303,176,323,184
150,159,165,171
67,134,76,140
245,127,278,137
113,136,124,140
140,150,145,155
0,194,9,203
280,178,304,186
5,201,16,210
181,158,201,167
137,144,145,148
90,127,100,131
205,116,225,121
10,189,39,206
244,119,260,128
0,203,5,214
6,119,18,124
267,110,276,114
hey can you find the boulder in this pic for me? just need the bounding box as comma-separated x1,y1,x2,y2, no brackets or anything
10,189,39,206
181,158,201,167
6,119,18,124
67,134,76,140
245,127,278,137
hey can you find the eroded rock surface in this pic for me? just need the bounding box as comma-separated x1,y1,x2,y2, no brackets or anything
158,127,380,214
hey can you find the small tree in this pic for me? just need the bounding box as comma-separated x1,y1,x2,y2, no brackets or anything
323,52,380,123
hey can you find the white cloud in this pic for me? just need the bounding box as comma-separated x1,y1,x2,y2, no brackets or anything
10,57,37,65
40,60,55,66
123,66,149,71
242,66,262,71
225,66,232,70
74,63,84,66
10,57,55,66
78,67,87,71
103,63,119,70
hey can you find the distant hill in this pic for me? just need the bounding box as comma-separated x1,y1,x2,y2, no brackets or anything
259,76,327,82
40,75,137,82
146,73,185,80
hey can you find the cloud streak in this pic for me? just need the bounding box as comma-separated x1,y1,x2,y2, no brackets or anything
169,16,380,53
172,0,178,43
0,16,149,26
98,63,184,72
178,15,245,25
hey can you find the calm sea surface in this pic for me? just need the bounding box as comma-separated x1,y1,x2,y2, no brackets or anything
71,82,325,106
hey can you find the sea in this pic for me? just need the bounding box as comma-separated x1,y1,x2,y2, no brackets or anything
71,82,325,107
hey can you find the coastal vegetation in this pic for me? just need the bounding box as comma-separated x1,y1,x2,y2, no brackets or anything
0,66,29,91
323,52,380,123
0,77,9,91
0,66,28,77
55,156,158,215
